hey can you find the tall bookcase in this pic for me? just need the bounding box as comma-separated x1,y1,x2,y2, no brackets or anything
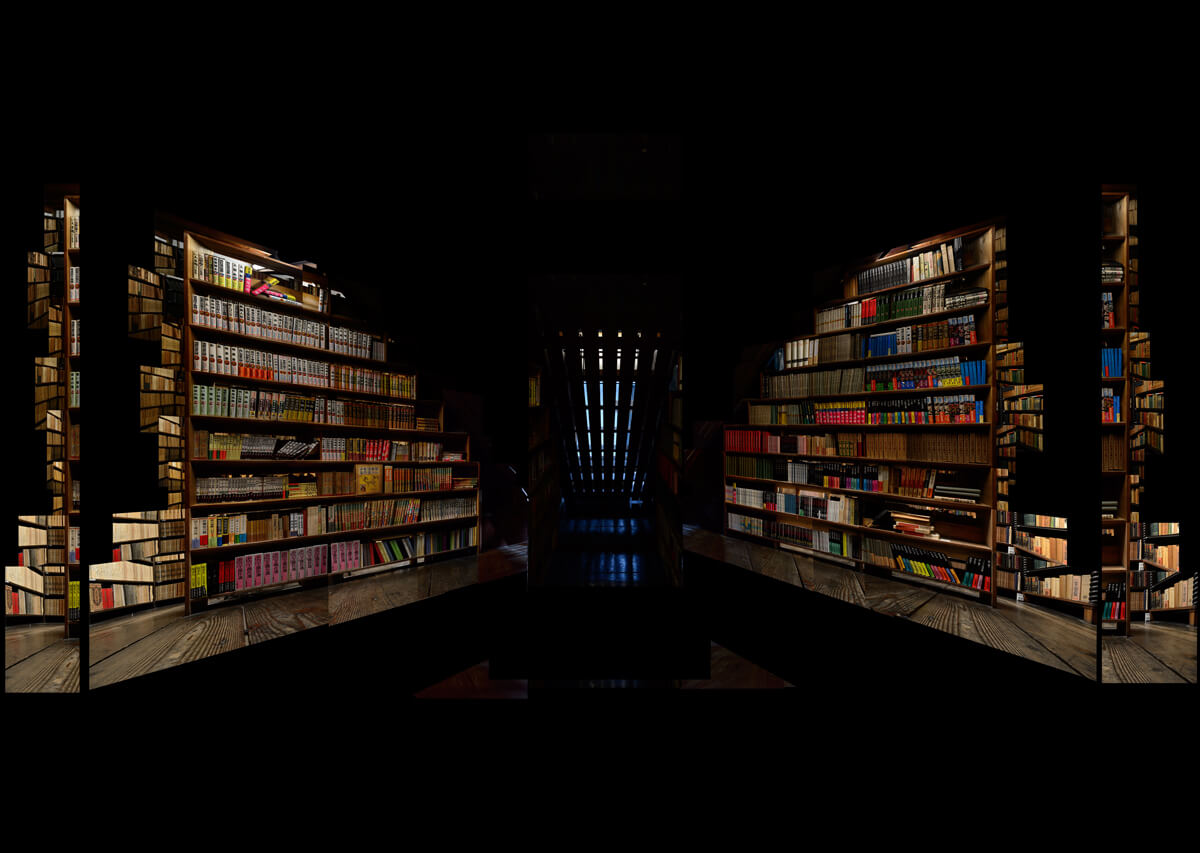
724,222,999,602
62,194,83,635
181,227,480,612
1098,187,1134,634
7,193,76,635
1109,188,1195,628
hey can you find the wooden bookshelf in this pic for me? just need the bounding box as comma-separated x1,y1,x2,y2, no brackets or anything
8,192,75,633
180,227,481,612
725,221,1001,603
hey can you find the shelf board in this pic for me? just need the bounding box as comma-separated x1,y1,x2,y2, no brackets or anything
809,305,991,340
1017,589,1092,608
724,501,990,553
89,577,155,585
1135,557,1178,573
91,600,156,616
189,515,479,556
1148,606,1195,613
885,568,988,598
722,448,991,469
1010,542,1070,567
191,370,420,405
4,579,46,596
1101,566,1127,573
1100,234,1127,243
724,474,988,512
751,384,990,405
1100,517,1127,526
188,414,467,439
192,486,477,513
1009,523,1069,534
1149,570,1192,592
1139,532,1182,540
1100,376,1127,384
764,342,991,375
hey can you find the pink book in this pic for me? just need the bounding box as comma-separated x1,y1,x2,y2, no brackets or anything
235,554,244,590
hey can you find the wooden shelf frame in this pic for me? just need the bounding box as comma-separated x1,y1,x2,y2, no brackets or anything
180,227,481,614
726,220,1002,605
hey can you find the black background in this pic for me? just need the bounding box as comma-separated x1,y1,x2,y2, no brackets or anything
3,121,1195,727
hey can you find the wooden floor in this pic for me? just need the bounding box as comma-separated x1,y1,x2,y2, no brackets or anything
5,623,80,693
415,642,792,697
1103,621,1197,683
90,546,527,690
683,525,1104,681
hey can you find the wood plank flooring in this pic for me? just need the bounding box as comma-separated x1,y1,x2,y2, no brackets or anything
1104,621,1196,683
685,525,1107,681
4,636,79,693
87,547,526,690
6,622,65,669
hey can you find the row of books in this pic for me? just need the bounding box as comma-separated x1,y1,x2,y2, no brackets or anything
1014,531,1068,565
726,512,855,558
864,357,986,390
192,509,326,548
724,428,991,464
1101,347,1123,378
1134,390,1164,410
6,565,45,594
1145,578,1194,610
192,339,414,398
91,560,154,583
111,536,161,561
727,457,979,503
818,282,978,332
193,474,367,503
861,315,980,357
749,396,986,426
1131,541,1181,570
361,526,479,566
1101,291,1117,329
761,367,863,399
1100,388,1122,423
529,374,541,406
1101,433,1124,471
5,586,44,615
192,293,330,348
194,432,319,460
1139,522,1181,537
887,541,991,591
1020,573,1092,603
191,383,419,429
90,583,153,612
190,542,332,598
319,437,449,462
855,238,969,295
1014,513,1067,529
1100,260,1124,284
760,356,987,399
998,427,1043,452
69,371,80,407
725,483,860,524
